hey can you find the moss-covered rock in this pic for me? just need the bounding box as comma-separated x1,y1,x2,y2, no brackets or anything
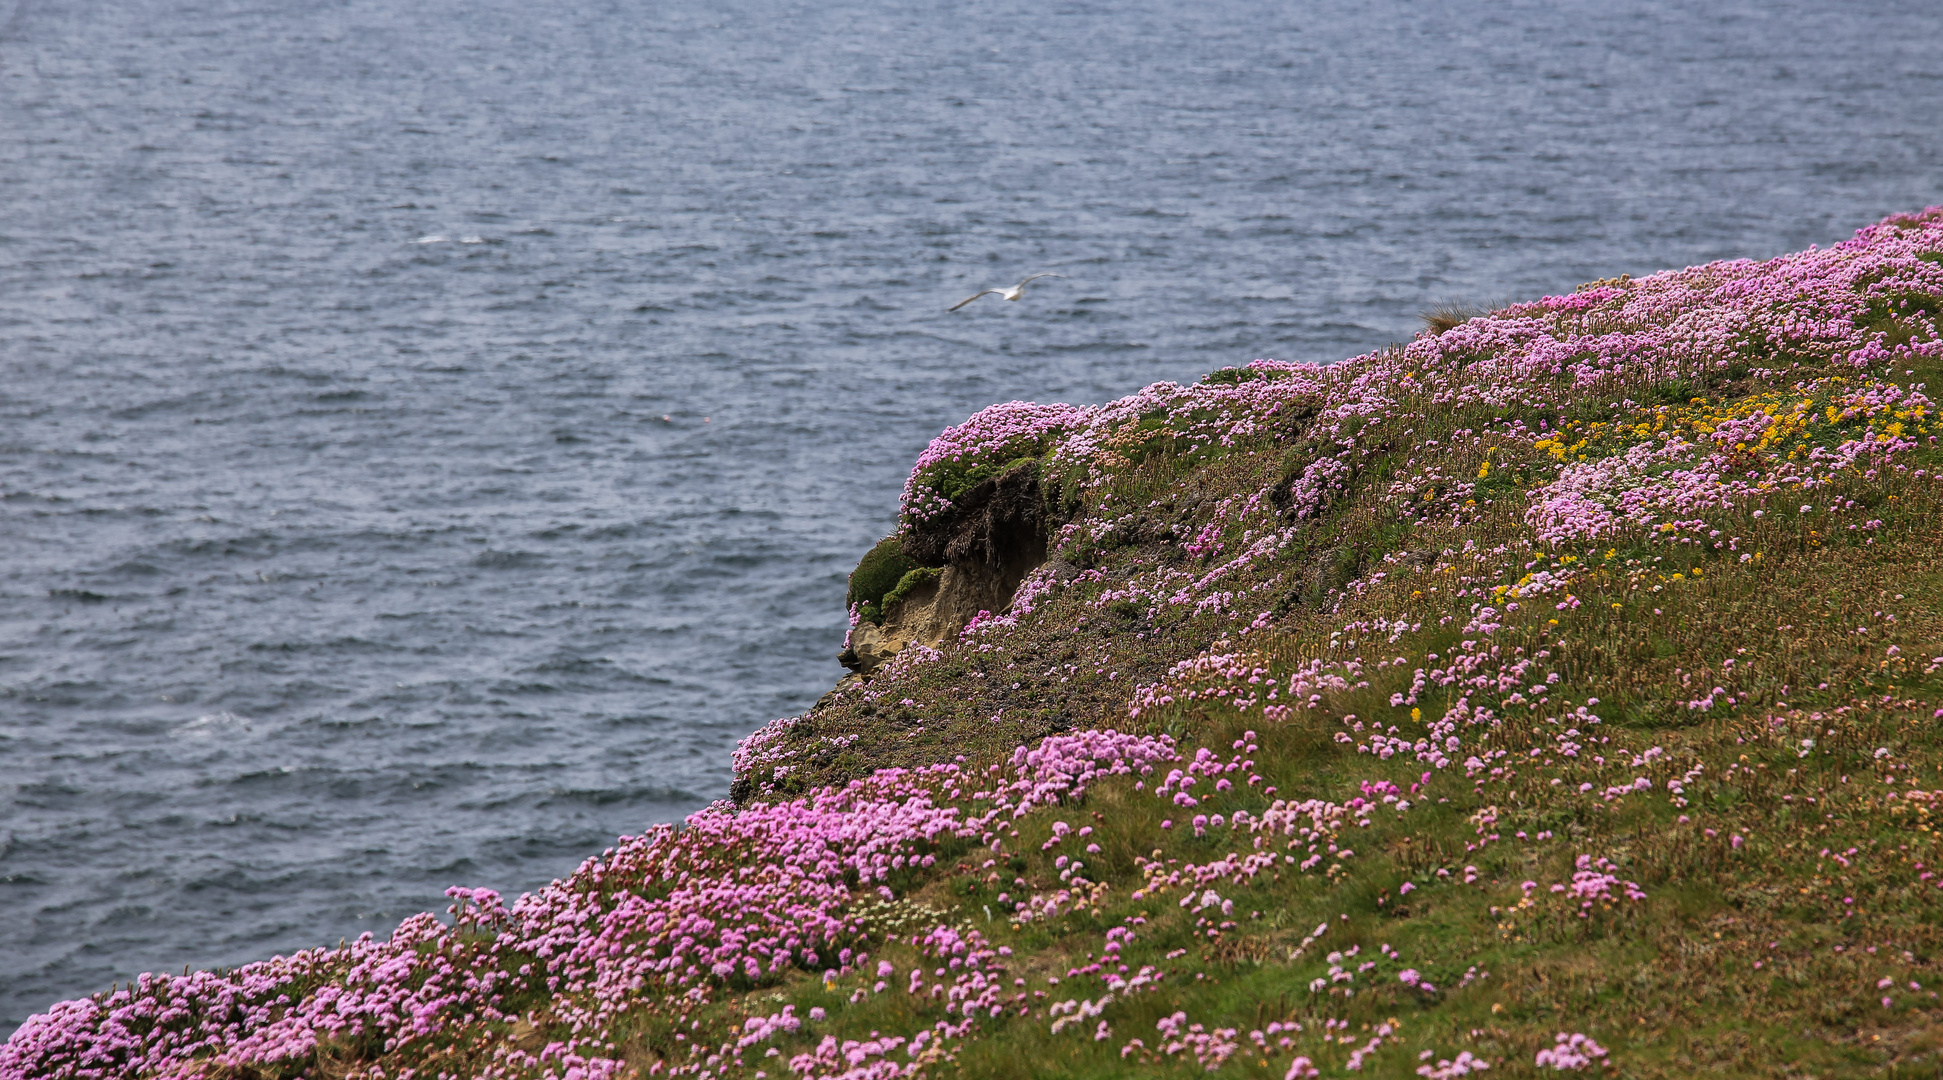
846,535,921,625
879,566,942,612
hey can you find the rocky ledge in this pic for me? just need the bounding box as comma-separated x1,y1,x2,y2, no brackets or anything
835,458,1050,682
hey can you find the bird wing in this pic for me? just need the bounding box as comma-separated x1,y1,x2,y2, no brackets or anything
949,289,1002,311
1016,273,1068,286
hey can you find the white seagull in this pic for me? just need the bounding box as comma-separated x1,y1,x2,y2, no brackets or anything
948,273,1067,312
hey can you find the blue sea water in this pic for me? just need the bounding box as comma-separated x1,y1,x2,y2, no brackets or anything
3,0,1941,1030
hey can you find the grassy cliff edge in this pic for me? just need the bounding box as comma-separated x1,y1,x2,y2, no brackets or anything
9,210,1943,1080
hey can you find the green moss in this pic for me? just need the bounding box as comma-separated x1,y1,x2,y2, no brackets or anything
849,546,948,627
930,454,1041,506
880,566,942,612
847,535,919,614
899,447,1056,534
1198,365,1273,386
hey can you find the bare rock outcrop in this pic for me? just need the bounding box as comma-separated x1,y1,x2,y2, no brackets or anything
840,561,1025,673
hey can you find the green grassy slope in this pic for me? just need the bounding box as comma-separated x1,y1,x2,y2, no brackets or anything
726,214,1943,1078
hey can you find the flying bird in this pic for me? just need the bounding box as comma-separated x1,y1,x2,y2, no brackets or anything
948,273,1067,312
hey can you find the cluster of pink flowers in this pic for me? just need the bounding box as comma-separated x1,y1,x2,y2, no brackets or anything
897,401,1091,524
1130,653,1360,720
1148,1011,1241,1070
1534,1033,1608,1071
1524,376,1931,549
1120,1009,1314,1074
3,727,1186,1080
1540,856,1648,917
1131,794,1366,901
1417,1050,1491,1078
784,1032,912,1080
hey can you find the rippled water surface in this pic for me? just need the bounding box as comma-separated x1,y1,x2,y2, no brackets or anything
4,0,1942,1028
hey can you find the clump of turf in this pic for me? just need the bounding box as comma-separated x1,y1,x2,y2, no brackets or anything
847,535,935,625
876,566,942,615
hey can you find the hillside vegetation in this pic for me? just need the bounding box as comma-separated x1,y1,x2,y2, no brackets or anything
9,211,1943,1080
